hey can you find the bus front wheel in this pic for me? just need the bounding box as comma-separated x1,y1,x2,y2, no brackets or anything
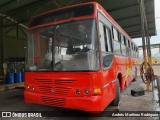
111,78,120,106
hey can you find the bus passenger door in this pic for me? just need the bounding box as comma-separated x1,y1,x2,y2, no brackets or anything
99,21,115,106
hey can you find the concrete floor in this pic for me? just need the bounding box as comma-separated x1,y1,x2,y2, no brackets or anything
0,77,157,120
152,65,160,76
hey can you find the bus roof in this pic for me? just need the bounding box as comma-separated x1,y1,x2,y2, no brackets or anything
29,2,135,44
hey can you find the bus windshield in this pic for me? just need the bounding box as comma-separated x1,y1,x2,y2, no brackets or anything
26,19,100,71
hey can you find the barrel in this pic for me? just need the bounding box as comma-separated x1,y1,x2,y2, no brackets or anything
22,72,24,82
14,72,23,83
7,73,14,84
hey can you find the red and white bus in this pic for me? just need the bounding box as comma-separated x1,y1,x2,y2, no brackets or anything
24,2,139,113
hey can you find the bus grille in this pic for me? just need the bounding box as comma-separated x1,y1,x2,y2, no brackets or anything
35,79,52,84
39,86,72,96
41,96,66,107
54,80,77,85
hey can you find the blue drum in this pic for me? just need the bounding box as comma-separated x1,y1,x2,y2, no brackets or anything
15,72,23,83
7,73,14,84
22,72,24,82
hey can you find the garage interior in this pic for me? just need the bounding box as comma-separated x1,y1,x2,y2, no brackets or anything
0,0,159,118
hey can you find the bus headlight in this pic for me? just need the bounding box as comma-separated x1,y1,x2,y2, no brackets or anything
26,85,30,89
31,87,35,91
84,89,89,95
76,90,81,95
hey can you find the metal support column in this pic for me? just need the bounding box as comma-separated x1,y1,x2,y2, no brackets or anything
139,0,150,91
142,0,153,67
0,16,4,77
146,36,152,67
142,0,153,91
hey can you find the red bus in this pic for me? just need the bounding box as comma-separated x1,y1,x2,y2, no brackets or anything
24,2,139,113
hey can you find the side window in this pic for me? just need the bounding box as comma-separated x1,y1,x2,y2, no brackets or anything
131,43,134,57
99,22,106,52
121,35,124,44
104,26,113,52
121,35,127,56
135,46,138,58
112,27,118,41
126,39,131,56
132,43,134,50
124,37,126,45
117,31,121,42
128,40,130,48
137,47,138,58
134,45,136,58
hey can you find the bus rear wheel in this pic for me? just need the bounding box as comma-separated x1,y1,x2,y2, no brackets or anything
111,78,120,106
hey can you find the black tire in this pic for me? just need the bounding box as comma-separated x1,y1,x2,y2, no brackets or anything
111,78,120,106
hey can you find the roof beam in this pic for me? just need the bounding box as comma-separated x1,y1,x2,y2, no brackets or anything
3,0,46,15
138,44,160,49
0,14,27,28
0,0,14,8
107,0,153,13
107,3,138,12
116,15,139,22
115,11,154,22
123,24,141,29
129,31,141,35
4,26,15,34
18,26,27,36
123,21,155,29
3,1,37,14
2,18,29,27
66,0,75,6
128,28,155,36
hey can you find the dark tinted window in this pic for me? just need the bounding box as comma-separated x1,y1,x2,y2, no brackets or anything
121,35,124,44
104,26,113,52
99,22,106,51
128,40,130,48
29,4,94,27
117,31,121,42
112,27,118,41
124,36,126,45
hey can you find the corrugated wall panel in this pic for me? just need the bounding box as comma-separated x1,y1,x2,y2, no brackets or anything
3,36,26,59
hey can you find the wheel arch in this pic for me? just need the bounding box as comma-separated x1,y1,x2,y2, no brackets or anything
117,73,123,91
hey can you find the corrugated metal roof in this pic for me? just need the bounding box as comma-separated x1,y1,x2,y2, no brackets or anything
0,0,156,38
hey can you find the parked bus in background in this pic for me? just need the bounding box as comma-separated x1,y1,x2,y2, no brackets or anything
24,2,139,113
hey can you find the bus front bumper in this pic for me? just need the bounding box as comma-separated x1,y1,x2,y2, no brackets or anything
24,91,102,112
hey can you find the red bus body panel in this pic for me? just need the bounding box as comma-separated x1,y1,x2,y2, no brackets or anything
25,72,103,111
24,2,137,113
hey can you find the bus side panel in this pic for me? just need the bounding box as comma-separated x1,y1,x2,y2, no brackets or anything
115,55,128,91
101,60,117,111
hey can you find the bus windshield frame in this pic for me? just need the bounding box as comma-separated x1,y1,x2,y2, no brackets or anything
26,18,100,72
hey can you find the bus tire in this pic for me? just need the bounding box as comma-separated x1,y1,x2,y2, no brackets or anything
111,78,120,106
